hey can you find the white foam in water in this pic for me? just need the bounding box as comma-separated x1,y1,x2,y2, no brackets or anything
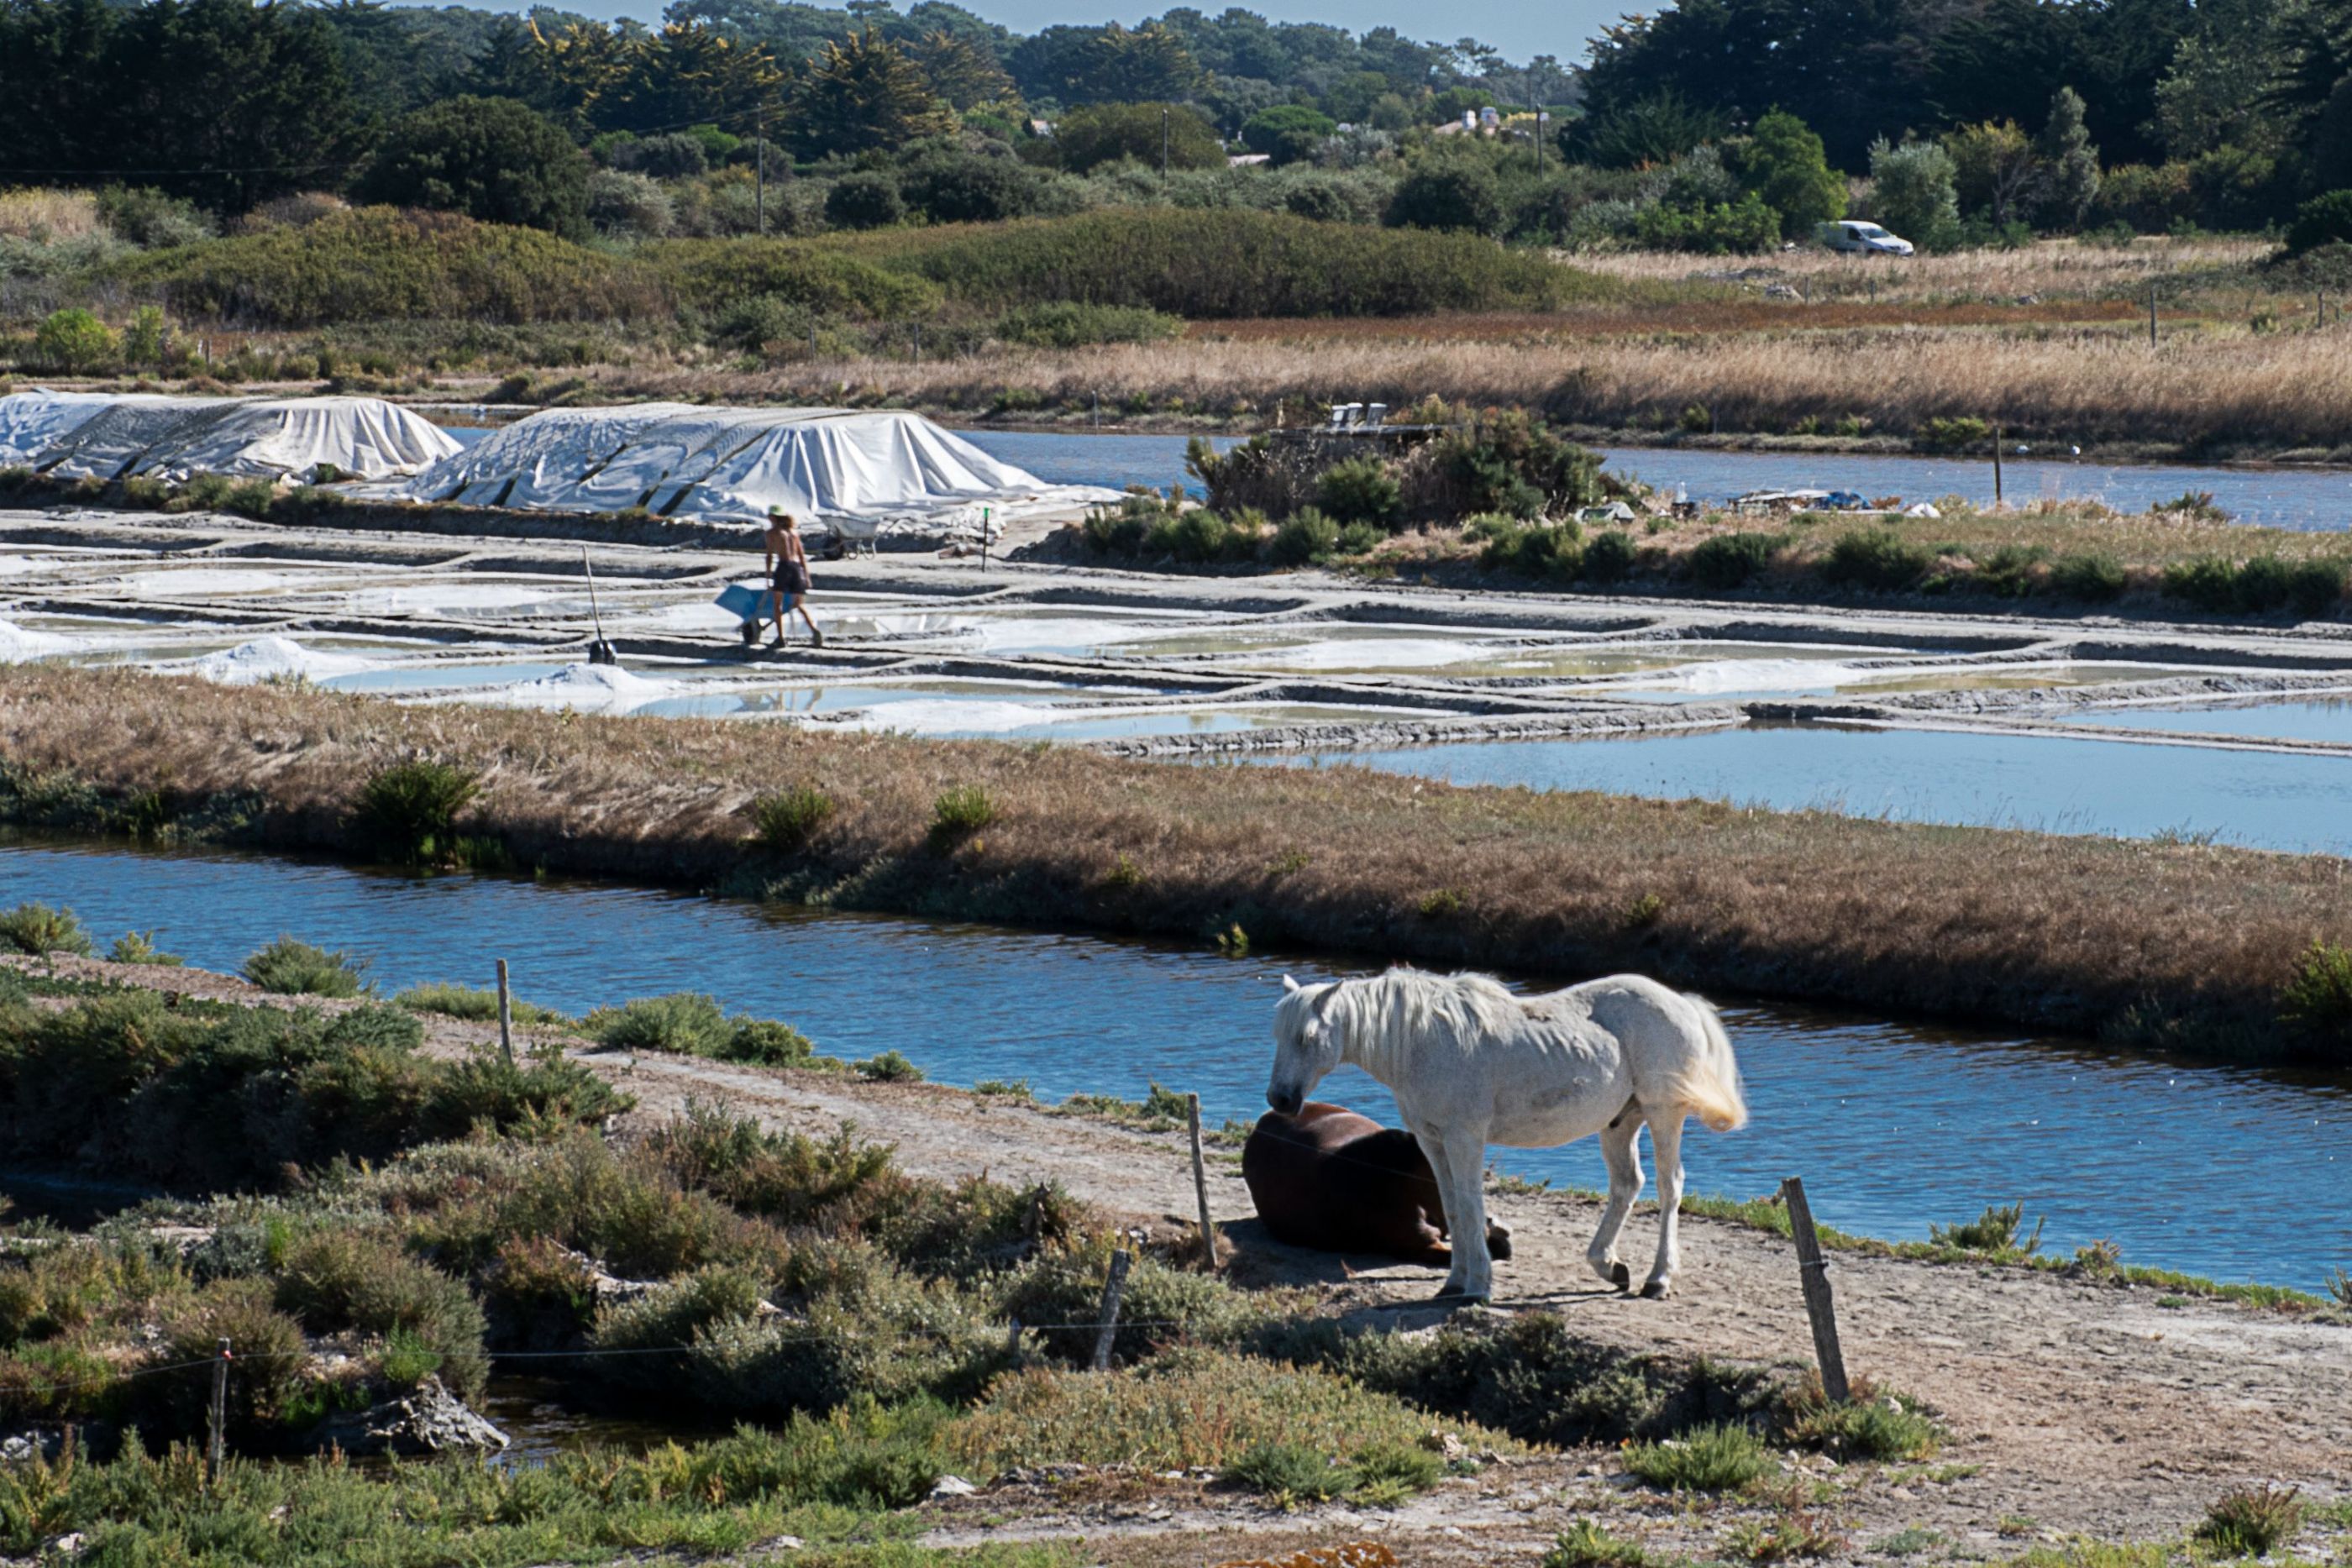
0,616,70,663
182,636,375,684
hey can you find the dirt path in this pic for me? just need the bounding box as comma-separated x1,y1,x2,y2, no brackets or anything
20,954,2349,1558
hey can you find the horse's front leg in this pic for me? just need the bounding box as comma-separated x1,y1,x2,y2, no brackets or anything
1642,1114,1687,1299
1435,1130,1496,1302
1413,1130,1472,1297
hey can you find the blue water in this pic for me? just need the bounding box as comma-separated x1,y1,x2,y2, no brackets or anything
1285,724,2352,855
2062,699,2352,747
4,841,2344,1290
952,429,1239,499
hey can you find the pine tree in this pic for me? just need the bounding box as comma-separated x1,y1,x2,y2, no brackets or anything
787,29,958,158
2035,86,2102,231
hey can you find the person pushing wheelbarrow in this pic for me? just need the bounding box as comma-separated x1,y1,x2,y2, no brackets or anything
761,508,823,649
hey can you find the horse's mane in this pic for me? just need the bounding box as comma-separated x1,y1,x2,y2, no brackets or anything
1320,968,1523,1073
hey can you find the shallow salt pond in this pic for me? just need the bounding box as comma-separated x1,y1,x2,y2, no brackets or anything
2057,697,2352,746
6,838,2344,1290
627,678,1147,721
1282,723,2352,855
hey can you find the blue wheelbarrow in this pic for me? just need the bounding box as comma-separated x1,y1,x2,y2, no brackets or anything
716,582,769,648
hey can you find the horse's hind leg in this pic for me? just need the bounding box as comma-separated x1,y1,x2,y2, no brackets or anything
1641,1113,1687,1299
1588,1107,1644,1290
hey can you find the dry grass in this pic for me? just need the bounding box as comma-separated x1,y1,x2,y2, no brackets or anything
1567,235,2274,301
1189,300,2149,340
591,323,2352,455
2,664,2347,1057
0,186,103,244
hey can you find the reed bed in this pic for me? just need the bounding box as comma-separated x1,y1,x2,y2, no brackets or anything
0,186,102,243
2,664,2344,1057
596,323,2352,454
1568,235,2276,300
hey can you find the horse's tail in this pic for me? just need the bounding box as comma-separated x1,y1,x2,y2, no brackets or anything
1656,992,1749,1134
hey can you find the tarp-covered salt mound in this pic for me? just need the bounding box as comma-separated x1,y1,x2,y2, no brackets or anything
0,391,459,482
396,406,1116,542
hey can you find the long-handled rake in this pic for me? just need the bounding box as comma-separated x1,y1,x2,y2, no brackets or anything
582,546,618,666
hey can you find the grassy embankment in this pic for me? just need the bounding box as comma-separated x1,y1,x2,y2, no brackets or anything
11,209,2351,458
1,664,2349,1066
1,945,1965,1565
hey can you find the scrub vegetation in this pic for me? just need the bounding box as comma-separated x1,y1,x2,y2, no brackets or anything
1,663,2349,1063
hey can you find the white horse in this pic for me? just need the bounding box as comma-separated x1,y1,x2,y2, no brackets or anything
1268,967,1747,1303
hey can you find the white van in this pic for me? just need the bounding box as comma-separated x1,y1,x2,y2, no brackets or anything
1815,219,1914,255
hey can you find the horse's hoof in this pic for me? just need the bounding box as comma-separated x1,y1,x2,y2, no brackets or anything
1431,1285,1488,1305
1640,1280,1671,1300
1611,1262,1632,1291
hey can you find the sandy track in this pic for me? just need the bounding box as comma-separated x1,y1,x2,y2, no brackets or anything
19,954,2349,1551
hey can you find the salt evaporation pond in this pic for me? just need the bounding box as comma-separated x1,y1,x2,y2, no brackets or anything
4,840,2344,1291
933,429,2352,531
1277,725,2352,855
2059,698,2352,747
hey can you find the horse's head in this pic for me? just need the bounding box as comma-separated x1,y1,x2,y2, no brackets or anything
1268,974,1346,1116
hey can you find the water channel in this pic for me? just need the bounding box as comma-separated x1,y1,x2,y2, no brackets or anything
5,839,2344,1292
957,429,2352,530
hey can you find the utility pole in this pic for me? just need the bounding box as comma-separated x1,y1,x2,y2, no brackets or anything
1160,105,1168,179
755,108,766,238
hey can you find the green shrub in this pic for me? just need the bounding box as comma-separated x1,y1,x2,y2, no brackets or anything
1546,1520,1651,1568
2280,940,2352,1048
2233,554,2295,612
393,982,564,1027
749,784,835,850
103,208,669,328
1919,415,1991,448
931,785,995,838
33,307,118,372
857,1050,924,1083
1225,1440,1356,1503
107,930,183,966
275,1233,489,1398
1823,530,1932,591
1929,1201,2041,1254
1686,532,1778,589
153,1279,308,1439
2286,191,2352,254
241,937,368,996
2050,551,2127,601
2196,1483,2307,1556
1164,508,1233,564
1334,521,1383,554
825,170,906,230
1620,1422,1770,1491
832,208,1614,318
1268,508,1340,566
223,479,278,520
582,992,811,1066
992,302,1182,348
1580,528,1638,584
2286,559,2346,616
354,759,482,863
2160,556,2239,612
1970,543,2047,598
1314,456,1403,529
0,901,93,957
1780,1382,1941,1460
585,991,730,1054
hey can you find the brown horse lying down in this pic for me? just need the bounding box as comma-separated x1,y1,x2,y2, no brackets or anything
1242,1102,1513,1266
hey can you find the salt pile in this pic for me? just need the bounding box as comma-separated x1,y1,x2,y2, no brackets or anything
184,637,375,685
473,662,677,714
0,617,69,663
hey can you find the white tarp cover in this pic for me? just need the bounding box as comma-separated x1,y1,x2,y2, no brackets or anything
0,391,459,482
397,405,1118,541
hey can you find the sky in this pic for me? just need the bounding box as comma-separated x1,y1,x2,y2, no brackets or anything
465,0,1631,65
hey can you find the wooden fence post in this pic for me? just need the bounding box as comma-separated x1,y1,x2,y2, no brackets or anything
207,1337,230,1484
1186,1093,1218,1271
495,958,514,1067
1778,1177,1851,1404
1089,1249,1132,1371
